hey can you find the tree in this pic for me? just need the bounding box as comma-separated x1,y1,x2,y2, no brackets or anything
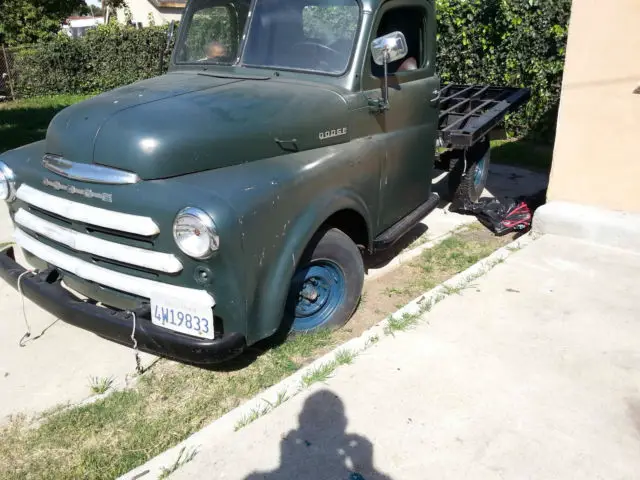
71,2,92,16
71,2,104,17
103,0,128,23
87,5,105,17
0,0,85,45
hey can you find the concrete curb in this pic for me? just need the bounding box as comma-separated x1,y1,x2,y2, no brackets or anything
534,201,640,253
121,233,536,480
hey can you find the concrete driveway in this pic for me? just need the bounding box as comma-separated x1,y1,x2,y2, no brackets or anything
1,201,158,422
0,164,548,423
163,234,640,480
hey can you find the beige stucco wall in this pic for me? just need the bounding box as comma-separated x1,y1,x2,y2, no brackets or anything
548,0,640,213
116,0,183,27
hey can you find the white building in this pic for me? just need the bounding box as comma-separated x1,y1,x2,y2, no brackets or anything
62,16,105,38
116,0,186,27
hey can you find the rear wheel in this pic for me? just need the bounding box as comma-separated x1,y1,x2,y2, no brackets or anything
448,138,491,206
286,228,364,333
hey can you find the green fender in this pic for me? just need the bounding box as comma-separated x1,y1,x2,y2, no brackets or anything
246,188,372,343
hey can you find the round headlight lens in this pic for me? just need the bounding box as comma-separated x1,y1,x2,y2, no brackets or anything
0,161,16,201
173,207,219,259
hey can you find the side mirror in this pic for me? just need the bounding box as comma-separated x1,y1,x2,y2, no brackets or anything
371,31,408,66
369,31,408,112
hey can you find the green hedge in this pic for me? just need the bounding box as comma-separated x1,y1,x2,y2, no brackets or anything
14,0,571,141
13,22,173,98
436,0,572,141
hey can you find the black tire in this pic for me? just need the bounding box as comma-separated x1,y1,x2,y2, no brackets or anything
448,138,491,207
285,228,364,333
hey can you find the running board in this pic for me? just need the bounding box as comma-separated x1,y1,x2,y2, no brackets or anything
373,193,440,251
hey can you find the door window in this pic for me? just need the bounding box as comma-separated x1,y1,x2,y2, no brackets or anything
371,6,427,77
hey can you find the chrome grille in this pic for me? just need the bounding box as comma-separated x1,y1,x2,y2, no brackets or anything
13,184,183,275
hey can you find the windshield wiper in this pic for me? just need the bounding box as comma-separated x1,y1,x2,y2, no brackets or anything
197,71,271,81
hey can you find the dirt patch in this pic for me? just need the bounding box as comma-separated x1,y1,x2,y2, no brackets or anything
341,225,517,339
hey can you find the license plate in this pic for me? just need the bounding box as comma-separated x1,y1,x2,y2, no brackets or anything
151,295,214,340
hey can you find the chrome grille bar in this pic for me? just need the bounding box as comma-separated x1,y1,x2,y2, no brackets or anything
16,184,160,236
15,209,182,274
14,228,214,306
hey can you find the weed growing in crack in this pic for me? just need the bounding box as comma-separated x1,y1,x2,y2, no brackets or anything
335,349,356,365
359,292,368,306
384,311,421,335
301,361,337,388
234,403,272,431
365,335,380,347
88,376,114,395
159,446,197,479
263,389,291,410
441,284,464,296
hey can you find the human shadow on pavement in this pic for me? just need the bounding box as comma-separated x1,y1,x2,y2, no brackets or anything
244,389,394,480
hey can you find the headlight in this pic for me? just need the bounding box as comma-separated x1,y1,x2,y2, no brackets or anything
173,207,219,259
0,161,16,201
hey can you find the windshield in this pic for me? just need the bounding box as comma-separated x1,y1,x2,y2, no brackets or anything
175,0,360,75
175,0,250,64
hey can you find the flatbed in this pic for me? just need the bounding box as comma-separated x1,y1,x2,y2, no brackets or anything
438,85,531,148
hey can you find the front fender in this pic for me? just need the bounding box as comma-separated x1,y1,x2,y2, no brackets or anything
0,140,46,171
185,140,381,344
247,188,372,343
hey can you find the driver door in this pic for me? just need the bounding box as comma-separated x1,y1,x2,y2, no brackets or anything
361,0,440,231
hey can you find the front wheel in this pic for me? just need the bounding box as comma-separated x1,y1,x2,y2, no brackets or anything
286,228,364,333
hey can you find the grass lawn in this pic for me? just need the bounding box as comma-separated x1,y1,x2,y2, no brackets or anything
0,225,516,480
0,95,92,154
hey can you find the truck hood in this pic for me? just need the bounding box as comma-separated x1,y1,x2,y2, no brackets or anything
45,72,351,180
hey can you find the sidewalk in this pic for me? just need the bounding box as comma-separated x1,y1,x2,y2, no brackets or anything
167,234,640,479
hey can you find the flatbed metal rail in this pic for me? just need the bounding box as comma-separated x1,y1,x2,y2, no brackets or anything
437,85,531,148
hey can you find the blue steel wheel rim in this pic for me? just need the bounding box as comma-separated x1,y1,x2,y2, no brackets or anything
473,155,486,186
290,260,346,332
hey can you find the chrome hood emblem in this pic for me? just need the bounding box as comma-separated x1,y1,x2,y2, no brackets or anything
42,178,113,203
42,155,140,185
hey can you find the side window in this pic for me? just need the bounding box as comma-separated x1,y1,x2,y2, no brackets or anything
181,5,239,63
371,6,426,77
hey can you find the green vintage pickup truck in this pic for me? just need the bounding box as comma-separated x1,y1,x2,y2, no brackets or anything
0,0,528,363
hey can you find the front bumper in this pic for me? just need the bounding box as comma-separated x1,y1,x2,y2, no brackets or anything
0,247,246,364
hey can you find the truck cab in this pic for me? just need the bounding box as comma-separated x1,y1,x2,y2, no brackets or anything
0,0,526,364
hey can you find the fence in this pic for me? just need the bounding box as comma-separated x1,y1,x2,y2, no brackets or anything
0,45,18,100
0,44,42,101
